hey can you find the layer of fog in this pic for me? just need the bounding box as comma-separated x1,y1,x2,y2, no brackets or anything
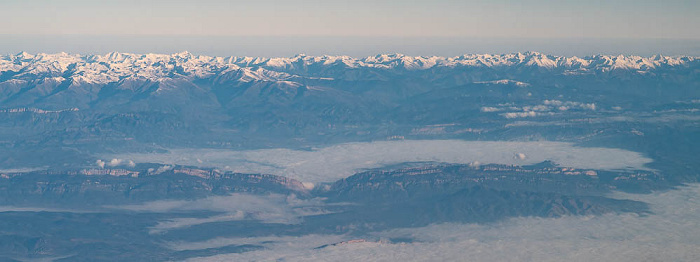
0,167,47,173
168,234,347,252
505,112,700,127
105,193,328,234
0,206,89,213
183,184,700,262
111,140,652,183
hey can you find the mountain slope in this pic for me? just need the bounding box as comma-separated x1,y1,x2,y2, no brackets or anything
0,52,698,169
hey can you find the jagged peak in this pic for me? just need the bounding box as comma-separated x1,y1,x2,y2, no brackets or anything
172,51,193,57
15,51,33,57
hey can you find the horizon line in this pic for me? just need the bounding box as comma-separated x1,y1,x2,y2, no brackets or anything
4,50,698,59
3,34,700,41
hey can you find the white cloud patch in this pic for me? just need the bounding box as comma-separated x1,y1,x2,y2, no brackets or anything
170,234,347,253
480,106,502,112
0,206,91,213
505,113,700,128
153,165,174,174
487,100,597,119
0,167,47,173
502,111,539,118
107,158,123,167
543,100,596,111
151,212,248,234
474,79,530,87
106,193,329,234
109,140,652,183
185,184,700,262
95,158,137,168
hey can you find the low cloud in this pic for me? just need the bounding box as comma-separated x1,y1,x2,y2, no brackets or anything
502,111,537,118
151,212,247,234
152,165,174,174
170,234,346,252
186,184,700,262
0,167,47,173
483,100,597,119
107,193,329,234
0,206,91,213
480,107,502,112
95,158,136,168
109,140,652,183
107,158,123,167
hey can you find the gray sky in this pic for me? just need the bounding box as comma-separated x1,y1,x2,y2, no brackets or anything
0,0,698,56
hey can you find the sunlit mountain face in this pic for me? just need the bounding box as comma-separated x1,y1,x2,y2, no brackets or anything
0,51,699,261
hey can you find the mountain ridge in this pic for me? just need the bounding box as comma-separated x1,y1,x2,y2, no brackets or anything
2,51,696,85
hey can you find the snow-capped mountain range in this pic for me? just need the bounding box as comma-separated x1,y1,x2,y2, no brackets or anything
1,51,696,86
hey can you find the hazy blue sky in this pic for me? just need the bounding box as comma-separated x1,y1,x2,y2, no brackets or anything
1,0,698,56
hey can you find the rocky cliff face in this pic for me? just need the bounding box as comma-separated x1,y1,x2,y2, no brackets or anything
0,166,310,207
313,163,651,229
